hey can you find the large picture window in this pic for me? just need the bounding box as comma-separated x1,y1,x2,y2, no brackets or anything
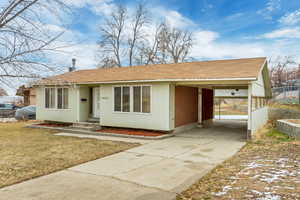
114,85,151,113
45,88,69,109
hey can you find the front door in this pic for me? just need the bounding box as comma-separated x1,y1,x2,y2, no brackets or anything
93,87,100,118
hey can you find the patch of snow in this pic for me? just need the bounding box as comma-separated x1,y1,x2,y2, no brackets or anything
251,191,282,200
260,170,289,183
256,193,281,200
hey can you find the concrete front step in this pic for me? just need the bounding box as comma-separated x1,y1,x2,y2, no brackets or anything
72,122,101,131
87,118,100,123
71,126,101,131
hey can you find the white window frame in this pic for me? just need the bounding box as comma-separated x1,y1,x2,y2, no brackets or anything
132,85,151,114
57,87,69,109
44,87,70,110
112,86,130,113
112,85,152,114
45,87,56,109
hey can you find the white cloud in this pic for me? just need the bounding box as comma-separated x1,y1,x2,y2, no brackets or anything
47,43,98,69
265,0,281,12
149,7,196,29
257,0,281,20
263,27,300,38
191,30,265,59
64,0,115,16
279,9,300,26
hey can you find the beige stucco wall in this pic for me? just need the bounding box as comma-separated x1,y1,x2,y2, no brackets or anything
251,69,265,97
249,68,269,135
100,82,172,131
251,107,269,134
36,86,79,123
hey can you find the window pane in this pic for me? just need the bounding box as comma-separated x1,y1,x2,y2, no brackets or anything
57,88,63,109
63,88,68,109
142,86,150,113
122,87,130,112
114,87,121,111
45,88,50,108
133,86,141,112
50,88,56,108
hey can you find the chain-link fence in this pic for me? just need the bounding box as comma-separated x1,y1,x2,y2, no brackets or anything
272,86,300,104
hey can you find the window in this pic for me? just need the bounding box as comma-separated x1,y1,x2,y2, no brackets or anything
133,86,141,112
133,86,151,113
122,87,130,112
45,88,68,109
142,86,151,113
57,88,69,109
114,86,130,112
114,85,151,113
45,88,55,108
114,87,121,111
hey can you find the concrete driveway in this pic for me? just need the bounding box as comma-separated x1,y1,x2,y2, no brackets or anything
0,120,246,200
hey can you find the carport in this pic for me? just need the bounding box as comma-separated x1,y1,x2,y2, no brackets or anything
173,58,272,139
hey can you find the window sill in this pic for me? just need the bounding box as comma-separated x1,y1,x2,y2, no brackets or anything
112,111,152,115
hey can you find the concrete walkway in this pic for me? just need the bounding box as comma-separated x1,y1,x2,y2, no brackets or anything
0,120,246,200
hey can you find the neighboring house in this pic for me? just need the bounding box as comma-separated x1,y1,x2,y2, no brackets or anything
16,85,36,106
0,88,8,96
33,57,271,138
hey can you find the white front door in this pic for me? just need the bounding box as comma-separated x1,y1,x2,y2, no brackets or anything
93,87,100,118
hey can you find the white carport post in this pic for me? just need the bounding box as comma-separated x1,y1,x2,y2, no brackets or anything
247,84,252,139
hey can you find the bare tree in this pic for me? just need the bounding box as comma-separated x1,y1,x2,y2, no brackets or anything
128,3,148,66
269,56,296,87
97,57,119,68
98,4,127,67
97,4,194,68
0,0,70,86
134,23,163,65
157,23,193,63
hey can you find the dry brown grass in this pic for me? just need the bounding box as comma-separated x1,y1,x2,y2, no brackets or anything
0,122,138,188
269,103,300,111
177,129,300,200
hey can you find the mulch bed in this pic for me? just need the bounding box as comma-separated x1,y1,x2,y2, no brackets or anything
96,127,165,137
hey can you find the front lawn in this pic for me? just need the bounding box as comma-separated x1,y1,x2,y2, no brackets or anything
0,122,138,188
177,127,300,200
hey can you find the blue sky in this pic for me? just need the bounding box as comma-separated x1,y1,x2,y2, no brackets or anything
4,0,300,94
48,0,300,70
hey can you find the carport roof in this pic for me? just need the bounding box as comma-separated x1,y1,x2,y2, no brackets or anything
36,57,266,85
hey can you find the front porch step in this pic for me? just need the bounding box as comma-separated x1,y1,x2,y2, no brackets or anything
72,122,101,131
87,117,100,123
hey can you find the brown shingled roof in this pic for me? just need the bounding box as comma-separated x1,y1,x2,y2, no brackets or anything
37,57,266,85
